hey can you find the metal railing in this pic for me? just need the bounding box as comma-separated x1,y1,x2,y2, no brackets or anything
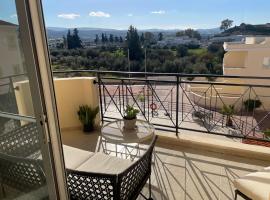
53,70,270,143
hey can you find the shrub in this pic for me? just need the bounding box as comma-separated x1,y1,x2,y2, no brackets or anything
77,105,99,132
244,99,262,112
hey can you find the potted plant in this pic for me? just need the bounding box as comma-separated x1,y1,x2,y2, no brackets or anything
243,99,262,112
123,105,139,130
264,129,270,140
77,105,99,133
221,105,235,127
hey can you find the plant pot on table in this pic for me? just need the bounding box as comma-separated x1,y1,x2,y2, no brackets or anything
123,117,137,130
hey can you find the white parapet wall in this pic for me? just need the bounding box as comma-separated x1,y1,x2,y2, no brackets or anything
14,77,100,130
188,77,270,111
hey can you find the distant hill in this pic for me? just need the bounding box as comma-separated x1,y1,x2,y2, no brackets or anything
196,28,221,36
46,27,220,40
217,23,270,36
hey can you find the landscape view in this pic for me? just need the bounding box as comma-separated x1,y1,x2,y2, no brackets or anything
41,0,270,75
0,1,270,199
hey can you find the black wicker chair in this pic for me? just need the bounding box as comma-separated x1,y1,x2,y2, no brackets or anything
67,135,157,200
0,123,157,200
0,123,46,196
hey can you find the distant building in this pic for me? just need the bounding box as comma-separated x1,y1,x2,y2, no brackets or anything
189,36,270,110
223,36,270,77
0,20,25,94
210,35,244,43
47,38,64,49
156,36,199,47
0,20,24,77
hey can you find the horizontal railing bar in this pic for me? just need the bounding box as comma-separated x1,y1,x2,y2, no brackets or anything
0,111,36,123
0,73,26,80
53,70,270,80
99,77,270,88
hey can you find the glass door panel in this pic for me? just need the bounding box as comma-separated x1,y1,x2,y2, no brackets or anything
0,0,64,199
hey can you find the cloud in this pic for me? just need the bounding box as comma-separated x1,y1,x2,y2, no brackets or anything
128,13,133,17
10,14,17,18
89,11,111,18
57,13,80,19
151,10,166,15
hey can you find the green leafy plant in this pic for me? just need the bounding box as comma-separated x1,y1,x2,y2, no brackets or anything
124,105,139,120
77,105,99,132
263,129,270,139
244,99,262,112
137,94,145,102
221,105,235,127
205,76,217,82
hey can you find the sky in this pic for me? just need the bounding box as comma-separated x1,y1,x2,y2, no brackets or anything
1,0,270,30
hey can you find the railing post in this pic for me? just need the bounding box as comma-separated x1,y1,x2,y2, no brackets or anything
121,80,125,113
176,76,180,136
97,73,104,124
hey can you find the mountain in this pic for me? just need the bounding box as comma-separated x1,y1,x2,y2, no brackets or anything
46,27,220,40
47,27,127,39
197,28,221,36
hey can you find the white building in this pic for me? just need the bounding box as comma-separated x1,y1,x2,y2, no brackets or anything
0,20,25,95
0,20,24,78
157,36,199,47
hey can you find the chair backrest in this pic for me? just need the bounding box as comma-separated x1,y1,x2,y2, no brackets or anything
0,123,40,157
117,135,157,200
0,152,46,193
0,123,46,192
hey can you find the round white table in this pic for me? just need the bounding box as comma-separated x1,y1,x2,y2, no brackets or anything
101,119,155,159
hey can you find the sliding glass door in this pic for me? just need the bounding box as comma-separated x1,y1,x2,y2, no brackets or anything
0,0,67,199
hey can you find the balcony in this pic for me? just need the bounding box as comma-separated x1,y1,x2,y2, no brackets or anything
3,70,270,199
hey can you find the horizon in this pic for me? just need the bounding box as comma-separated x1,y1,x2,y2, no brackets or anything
1,0,270,30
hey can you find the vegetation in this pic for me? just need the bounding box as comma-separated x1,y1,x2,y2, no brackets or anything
264,129,270,139
221,105,235,127
244,99,262,112
77,105,99,132
126,25,143,60
65,28,82,49
50,25,225,75
220,19,234,31
50,44,224,75
218,23,270,36
176,28,201,40
124,105,139,120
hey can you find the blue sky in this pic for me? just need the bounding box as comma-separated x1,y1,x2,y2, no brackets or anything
1,0,270,30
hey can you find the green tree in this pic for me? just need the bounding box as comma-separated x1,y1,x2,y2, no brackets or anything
94,34,99,44
158,32,163,41
176,29,201,40
126,25,143,60
176,45,188,57
119,36,124,43
220,19,233,31
101,33,106,43
72,28,82,48
144,32,155,45
140,33,145,44
67,29,73,49
114,36,119,43
109,34,114,43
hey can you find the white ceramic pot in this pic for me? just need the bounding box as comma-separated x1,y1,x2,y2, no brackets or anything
123,118,136,130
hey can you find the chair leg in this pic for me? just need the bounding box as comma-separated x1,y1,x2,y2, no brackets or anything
0,182,6,198
234,190,238,200
148,176,153,200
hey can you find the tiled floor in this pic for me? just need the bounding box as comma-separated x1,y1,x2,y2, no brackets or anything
61,129,269,200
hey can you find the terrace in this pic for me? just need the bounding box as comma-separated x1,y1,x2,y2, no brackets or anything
5,70,270,199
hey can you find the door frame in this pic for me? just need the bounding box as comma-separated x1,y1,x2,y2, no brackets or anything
16,0,68,199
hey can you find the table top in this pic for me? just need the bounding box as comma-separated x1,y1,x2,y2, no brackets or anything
101,119,155,144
